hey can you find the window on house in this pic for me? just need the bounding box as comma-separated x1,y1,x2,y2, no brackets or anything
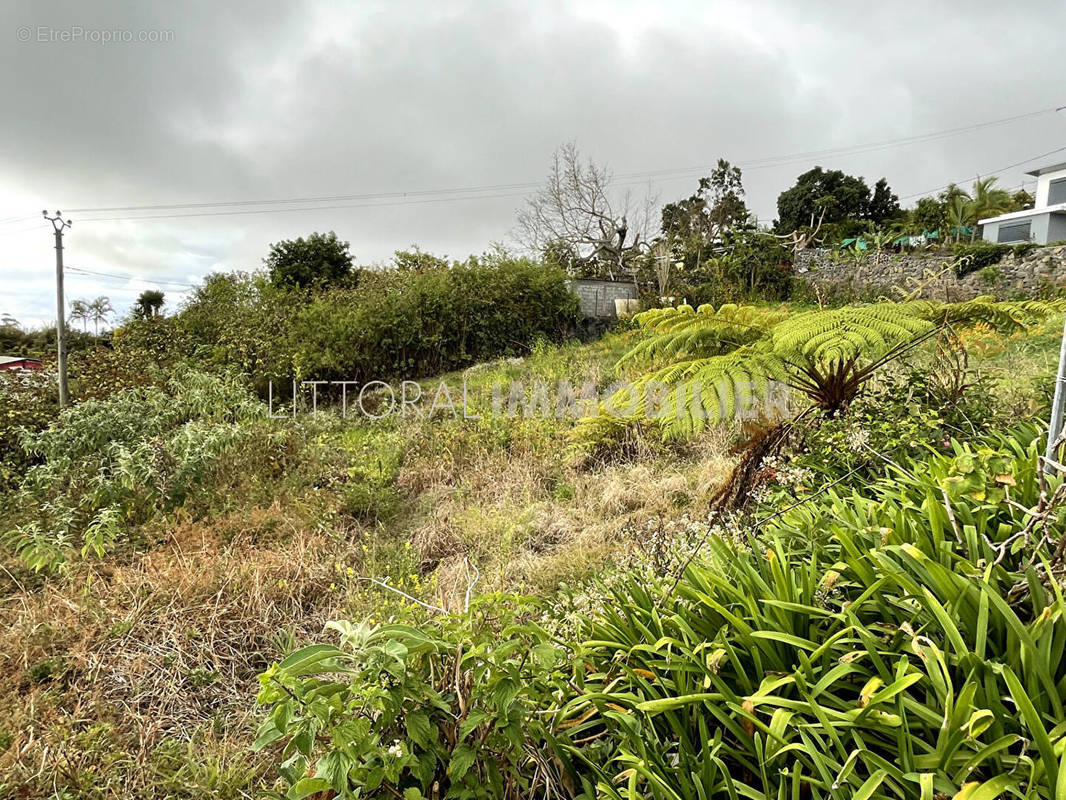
1048,178,1066,206
997,221,1032,243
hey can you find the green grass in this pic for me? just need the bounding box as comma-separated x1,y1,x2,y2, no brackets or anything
3,313,1066,798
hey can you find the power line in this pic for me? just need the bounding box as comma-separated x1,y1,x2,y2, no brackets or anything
66,265,197,288
898,144,1066,200
75,188,535,223
59,105,1063,223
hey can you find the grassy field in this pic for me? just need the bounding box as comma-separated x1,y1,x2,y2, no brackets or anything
0,328,743,797
1,310,1062,799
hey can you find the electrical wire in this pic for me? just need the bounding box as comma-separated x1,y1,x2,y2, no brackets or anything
55,105,1063,223
898,144,1066,200
65,266,197,288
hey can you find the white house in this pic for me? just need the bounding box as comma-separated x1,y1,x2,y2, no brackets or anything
979,162,1066,245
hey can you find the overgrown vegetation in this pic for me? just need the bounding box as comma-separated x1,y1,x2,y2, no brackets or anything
5,217,1066,799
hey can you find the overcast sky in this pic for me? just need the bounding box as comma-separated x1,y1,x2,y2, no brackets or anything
2,0,1065,327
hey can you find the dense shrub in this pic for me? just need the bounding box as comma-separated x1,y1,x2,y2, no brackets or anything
259,427,1066,799
0,367,58,490
254,597,566,799
288,257,580,382
554,426,1065,799
179,271,298,390
174,258,580,390
953,241,1037,277
3,368,286,571
789,356,1004,484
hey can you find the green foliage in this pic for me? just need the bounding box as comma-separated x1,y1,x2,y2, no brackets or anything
179,271,297,389
909,195,946,236
789,357,1003,484
288,256,580,382
266,231,355,289
133,289,166,320
556,428,1066,799
776,167,888,232
868,177,901,223
664,229,793,304
603,298,1064,438
0,367,58,490
3,368,281,571
254,597,565,799
660,159,750,247
954,241,1011,276
340,429,405,524
174,256,580,389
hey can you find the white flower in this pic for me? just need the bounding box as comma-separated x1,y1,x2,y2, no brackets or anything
387,741,403,758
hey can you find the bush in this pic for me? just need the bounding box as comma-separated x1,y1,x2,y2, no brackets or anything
258,427,1066,799
953,241,1011,276
288,257,580,383
0,367,58,490
954,242,1040,278
254,596,566,799
178,271,299,391
3,368,286,571
554,426,1066,799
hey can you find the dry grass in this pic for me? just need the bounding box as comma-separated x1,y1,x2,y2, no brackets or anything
0,503,364,798
0,330,740,797
399,415,737,593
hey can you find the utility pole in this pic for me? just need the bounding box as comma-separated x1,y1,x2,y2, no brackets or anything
1046,105,1066,471
43,210,72,409
1046,314,1066,472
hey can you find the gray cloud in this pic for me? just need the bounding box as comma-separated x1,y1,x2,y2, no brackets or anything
2,0,1065,325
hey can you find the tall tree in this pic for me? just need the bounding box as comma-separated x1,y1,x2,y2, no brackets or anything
265,231,354,289
69,299,90,333
88,296,114,336
1009,189,1034,212
133,290,165,319
946,195,975,243
969,177,1012,241
868,177,901,223
775,167,874,233
909,196,946,235
661,159,750,251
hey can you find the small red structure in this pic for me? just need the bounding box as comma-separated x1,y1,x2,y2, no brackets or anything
0,356,43,371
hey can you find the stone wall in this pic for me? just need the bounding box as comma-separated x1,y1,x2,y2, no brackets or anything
795,243,1066,300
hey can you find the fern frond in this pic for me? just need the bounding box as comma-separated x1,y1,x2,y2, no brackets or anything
608,297,1066,437
773,304,933,366
911,296,1066,333
620,303,784,366
611,346,787,438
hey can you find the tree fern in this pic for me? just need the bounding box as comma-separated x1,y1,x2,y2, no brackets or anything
590,298,1066,438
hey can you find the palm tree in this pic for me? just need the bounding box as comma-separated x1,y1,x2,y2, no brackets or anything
969,177,1012,242
88,296,114,336
133,290,165,320
946,195,975,244
69,299,90,333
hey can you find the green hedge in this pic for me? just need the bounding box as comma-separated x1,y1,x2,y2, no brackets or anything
954,241,1037,277
174,258,581,388
288,257,580,382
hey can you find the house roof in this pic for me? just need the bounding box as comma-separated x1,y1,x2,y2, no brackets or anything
0,355,42,363
1025,162,1066,177
978,203,1066,225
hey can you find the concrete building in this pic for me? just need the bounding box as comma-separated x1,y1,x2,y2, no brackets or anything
567,278,638,318
979,162,1066,245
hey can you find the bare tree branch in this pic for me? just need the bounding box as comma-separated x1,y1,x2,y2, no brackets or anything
516,142,657,278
